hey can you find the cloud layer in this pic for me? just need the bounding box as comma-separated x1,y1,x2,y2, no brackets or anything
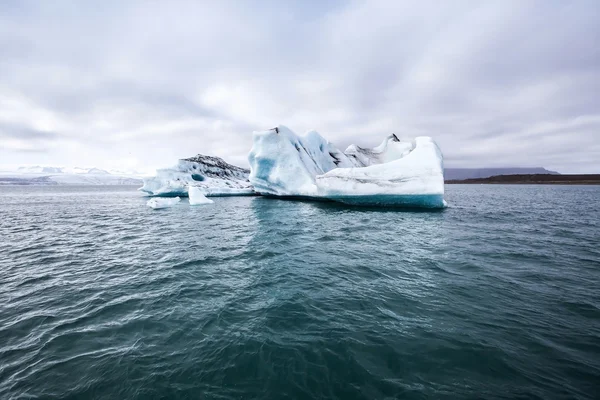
1,0,599,173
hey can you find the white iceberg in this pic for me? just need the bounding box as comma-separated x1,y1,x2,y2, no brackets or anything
317,137,445,207
140,155,254,197
140,125,446,209
188,186,214,205
146,197,181,209
248,126,445,208
247,126,354,197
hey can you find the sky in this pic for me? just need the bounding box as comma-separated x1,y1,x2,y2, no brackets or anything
1,0,599,174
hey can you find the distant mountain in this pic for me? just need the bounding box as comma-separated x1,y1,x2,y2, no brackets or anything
3,165,562,185
0,176,57,186
444,167,559,181
86,167,111,175
17,166,64,174
446,174,600,185
15,166,113,175
0,165,143,186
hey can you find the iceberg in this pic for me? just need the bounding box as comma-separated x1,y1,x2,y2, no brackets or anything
147,197,181,209
317,137,445,207
248,126,445,208
188,186,214,205
247,126,355,197
140,125,445,209
140,155,254,197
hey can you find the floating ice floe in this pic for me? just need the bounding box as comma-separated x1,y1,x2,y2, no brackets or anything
139,155,254,197
188,186,214,205
248,126,446,208
146,197,181,209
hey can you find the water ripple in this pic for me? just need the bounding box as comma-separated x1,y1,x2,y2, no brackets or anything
0,185,599,399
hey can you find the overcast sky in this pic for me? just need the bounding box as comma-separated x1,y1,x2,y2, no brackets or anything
1,0,599,174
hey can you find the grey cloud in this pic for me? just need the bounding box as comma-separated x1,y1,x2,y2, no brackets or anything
12,148,49,154
0,123,61,140
0,0,598,173
42,83,219,120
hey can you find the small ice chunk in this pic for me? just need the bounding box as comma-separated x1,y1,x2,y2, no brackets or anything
188,186,214,205
146,197,181,209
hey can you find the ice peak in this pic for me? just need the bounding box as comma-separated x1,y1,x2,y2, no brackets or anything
181,154,249,174
140,153,253,197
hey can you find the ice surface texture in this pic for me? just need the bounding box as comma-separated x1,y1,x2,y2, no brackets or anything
248,126,354,197
248,126,445,208
140,155,254,197
141,126,445,208
188,186,214,205
147,197,181,209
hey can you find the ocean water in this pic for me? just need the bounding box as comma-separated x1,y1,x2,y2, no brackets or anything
1,185,599,399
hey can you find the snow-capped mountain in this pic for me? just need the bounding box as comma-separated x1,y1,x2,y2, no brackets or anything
0,165,144,186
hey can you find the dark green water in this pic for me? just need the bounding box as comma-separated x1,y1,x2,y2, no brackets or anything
1,185,599,399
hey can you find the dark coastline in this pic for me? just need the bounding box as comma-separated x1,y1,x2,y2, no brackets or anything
446,174,600,185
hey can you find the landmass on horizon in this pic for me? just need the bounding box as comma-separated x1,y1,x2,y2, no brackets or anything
446,174,600,185
0,166,143,186
1,147,577,189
